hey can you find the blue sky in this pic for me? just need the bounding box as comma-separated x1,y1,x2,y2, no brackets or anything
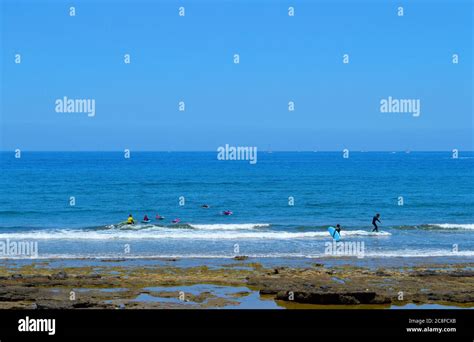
1,0,472,151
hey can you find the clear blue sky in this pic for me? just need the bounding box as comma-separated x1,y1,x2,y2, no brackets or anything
1,0,472,151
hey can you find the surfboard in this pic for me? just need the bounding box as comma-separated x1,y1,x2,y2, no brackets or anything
328,226,341,242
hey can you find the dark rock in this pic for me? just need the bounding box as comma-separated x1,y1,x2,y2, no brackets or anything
259,289,278,295
234,256,248,261
86,274,101,279
72,302,96,308
339,295,360,305
276,291,378,305
375,270,391,277
272,268,286,274
370,295,392,304
49,271,68,280
0,287,35,301
411,270,437,277
450,270,474,277
35,302,72,309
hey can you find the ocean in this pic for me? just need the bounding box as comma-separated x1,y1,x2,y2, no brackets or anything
0,151,473,262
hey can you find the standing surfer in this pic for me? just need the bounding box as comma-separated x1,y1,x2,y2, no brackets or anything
372,213,381,232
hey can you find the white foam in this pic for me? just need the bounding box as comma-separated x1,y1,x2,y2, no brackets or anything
363,250,474,258
1,250,473,260
341,230,391,236
0,228,390,241
189,223,270,230
428,223,474,230
106,223,270,230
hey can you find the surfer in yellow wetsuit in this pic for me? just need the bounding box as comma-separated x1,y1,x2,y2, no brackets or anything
126,214,135,225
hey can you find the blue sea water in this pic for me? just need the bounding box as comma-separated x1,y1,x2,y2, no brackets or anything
0,151,473,262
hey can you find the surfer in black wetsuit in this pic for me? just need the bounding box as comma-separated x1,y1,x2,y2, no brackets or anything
372,213,381,232
335,224,342,234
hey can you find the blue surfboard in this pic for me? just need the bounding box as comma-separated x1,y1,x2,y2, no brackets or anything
328,226,341,242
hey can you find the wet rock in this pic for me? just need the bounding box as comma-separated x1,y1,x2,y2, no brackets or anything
450,270,474,277
85,274,101,279
0,287,36,301
0,261,473,309
234,256,248,261
259,289,278,295
72,301,98,308
272,267,288,275
411,270,437,277
49,271,68,280
370,295,392,304
339,295,360,305
35,301,72,309
275,291,378,305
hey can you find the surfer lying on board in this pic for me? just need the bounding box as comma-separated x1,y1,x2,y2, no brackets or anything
127,214,135,225
372,213,381,232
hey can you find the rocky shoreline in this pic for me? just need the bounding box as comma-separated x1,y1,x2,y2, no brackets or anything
0,259,473,309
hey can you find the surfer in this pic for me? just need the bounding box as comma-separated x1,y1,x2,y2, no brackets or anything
127,214,135,225
201,204,209,208
143,215,150,222
372,213,381,232
335,224,342,234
